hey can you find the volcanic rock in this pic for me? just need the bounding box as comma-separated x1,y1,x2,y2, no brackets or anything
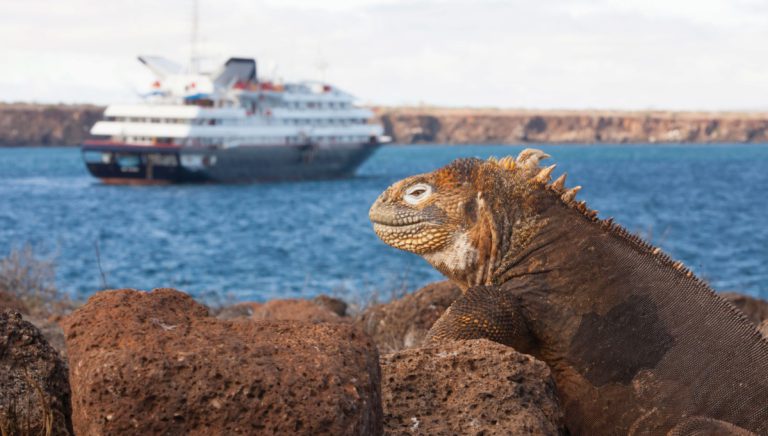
22,315,68,360
313,295,348,317
62,288,382,435
0,310,73,435
216,297,346,323
358,281,461,353
721,292,768,325
381,339,565,435
0,290,68,358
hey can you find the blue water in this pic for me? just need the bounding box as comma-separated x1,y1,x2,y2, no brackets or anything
0,145,766,302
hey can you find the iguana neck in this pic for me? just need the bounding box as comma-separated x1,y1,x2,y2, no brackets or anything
432,188,561,291
490,196,588,287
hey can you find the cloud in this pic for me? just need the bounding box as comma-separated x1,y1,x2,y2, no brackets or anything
1,0,766,109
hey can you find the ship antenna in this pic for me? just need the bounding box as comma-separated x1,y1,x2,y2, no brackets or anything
190,0,199,74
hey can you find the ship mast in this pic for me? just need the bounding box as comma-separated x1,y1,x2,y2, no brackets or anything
190,0,199,74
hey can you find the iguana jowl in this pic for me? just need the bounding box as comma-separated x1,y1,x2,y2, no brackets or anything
369,149,768,435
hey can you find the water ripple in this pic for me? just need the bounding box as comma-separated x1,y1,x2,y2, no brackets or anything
0,144,766,302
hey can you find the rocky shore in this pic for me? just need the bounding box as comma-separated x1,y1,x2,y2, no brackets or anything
3,102,768,146
2,282,767,434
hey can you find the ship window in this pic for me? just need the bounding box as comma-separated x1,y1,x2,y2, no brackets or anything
83,151,112,164
147,154,178,167
116,154,141,171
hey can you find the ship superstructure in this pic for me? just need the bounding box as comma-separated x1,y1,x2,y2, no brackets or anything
82,56,386,183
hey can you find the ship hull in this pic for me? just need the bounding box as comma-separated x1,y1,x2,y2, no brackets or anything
81,141,381,184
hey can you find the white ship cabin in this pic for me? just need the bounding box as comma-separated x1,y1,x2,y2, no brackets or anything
89,57,384,148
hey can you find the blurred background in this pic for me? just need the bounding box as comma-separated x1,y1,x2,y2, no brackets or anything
3,0,768,109
1,0,766,308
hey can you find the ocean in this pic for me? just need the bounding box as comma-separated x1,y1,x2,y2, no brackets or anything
1,144,766,303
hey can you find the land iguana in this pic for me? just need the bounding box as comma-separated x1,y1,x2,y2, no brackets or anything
368,149,768,435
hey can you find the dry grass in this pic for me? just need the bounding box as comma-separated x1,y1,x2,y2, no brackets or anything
0,244,75,317
343,273,413,318
198,289,239,316
0,373,59,436
0,248,72,435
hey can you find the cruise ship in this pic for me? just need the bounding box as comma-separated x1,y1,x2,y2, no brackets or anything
81,56,387,183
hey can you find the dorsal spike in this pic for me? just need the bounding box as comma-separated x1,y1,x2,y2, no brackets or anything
498,156,516,171
551,173,567,192
561,186,582,202
516,148,550,169
533,164,556,184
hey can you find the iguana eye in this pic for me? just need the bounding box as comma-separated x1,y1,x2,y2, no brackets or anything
404,183,433,205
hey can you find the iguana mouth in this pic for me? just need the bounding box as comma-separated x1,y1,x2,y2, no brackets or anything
369,207,426,227
371,220,448,255
370,218,425,227
371,222,427,237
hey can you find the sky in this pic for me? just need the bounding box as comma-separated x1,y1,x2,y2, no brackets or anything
2,0,767,110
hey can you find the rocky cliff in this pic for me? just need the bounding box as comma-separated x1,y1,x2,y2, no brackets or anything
374,107,768,144
0,103,103,146
3,102,768,146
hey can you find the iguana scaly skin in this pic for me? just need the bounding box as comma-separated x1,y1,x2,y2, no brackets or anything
369,150,768,435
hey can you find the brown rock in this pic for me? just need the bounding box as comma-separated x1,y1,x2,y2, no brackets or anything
213,301,255,319
0,291,68,358
314,295,348,317
62,288,382,435
0,290,28,314
0,310,73,435
217,297,345,323
721,292,768,325
381,339,565,435
250,298,344,322
358,281,461,353
25,315,68,359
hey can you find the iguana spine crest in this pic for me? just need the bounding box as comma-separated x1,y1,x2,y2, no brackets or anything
488,150,716,294
495,151,766,342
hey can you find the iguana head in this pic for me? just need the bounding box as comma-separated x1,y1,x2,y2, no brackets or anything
369,148,582,290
